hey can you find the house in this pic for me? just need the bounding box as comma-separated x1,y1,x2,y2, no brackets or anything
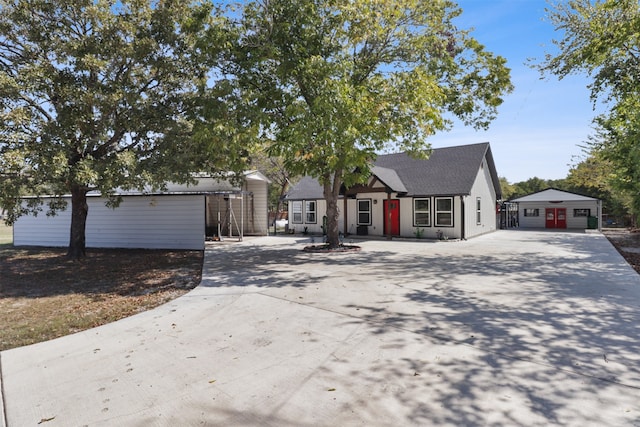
12,171,270,250
511,188,601,230
285,142,501,240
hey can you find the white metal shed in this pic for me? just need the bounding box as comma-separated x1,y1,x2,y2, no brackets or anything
13,171,270,250
511,188,601,230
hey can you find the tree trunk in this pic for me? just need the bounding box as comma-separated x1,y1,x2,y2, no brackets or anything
323,172,342,249
67,185,89,260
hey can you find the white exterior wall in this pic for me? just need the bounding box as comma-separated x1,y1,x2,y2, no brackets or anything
287,199,330,234
345,193,400,237
518,200,599,229
245,179,269,236
14,195,205,250
464,160,498,239
343,193,464,240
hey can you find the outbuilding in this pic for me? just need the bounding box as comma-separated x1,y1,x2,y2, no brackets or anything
12,171,270,250
511,188,601,230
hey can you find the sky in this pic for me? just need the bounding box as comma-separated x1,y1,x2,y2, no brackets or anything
428,0,605,183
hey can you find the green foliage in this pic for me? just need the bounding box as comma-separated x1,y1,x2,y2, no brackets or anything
541,0,640,222
498,177,515,201
232,0,512,246
249,149,298,214
0,0,251,255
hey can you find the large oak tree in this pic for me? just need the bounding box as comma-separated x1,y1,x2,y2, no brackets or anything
232,0,512,248
541,0,640,222
0,0,246,258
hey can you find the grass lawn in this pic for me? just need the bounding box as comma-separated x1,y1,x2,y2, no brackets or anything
0,223,12,245
0,246,203,351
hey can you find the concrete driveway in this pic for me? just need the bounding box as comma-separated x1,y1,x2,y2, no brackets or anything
2,230,640,426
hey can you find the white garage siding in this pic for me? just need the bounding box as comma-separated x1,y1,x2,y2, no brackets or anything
512,189,601,230
14,195,205,250
517,201,599,229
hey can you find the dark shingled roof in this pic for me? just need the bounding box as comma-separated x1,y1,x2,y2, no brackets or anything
285,142,501,200
285,175,324,200
374,142,500,197
370,166,407,193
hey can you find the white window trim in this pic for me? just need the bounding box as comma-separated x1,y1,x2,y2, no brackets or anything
292,201,303,224
305,200,317,224
435,197,454,227
476,197,481,225
413,198,431,227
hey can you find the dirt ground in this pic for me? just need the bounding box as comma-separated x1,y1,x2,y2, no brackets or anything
601,228,640,275
0,247,203,351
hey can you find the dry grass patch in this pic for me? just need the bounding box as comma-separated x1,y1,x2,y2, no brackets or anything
0,223,12,245
0,247,203,351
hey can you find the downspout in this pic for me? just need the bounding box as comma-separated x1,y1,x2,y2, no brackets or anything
343,196,348,236
460,195,466,240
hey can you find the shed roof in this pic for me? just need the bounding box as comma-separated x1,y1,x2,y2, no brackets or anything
511,188,599,203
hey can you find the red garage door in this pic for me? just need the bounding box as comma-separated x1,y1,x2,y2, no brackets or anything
545,208,567,229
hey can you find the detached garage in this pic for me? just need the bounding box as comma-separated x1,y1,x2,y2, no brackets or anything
13,171,270,250
511,188,601,230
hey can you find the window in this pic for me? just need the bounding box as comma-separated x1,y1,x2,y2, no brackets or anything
357,199,371,225
305,200,317,223
413,198,430,226
435,197,453,227
574,209,591,217
476,197,482,225
524,208,539,217
292,201,303,223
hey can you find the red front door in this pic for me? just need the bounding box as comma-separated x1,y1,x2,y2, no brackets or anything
384,199,400,236
545,208,567,229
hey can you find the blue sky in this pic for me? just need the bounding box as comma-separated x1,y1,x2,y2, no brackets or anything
428,0,605,183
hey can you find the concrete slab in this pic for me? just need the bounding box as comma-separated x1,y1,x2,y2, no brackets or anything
2,230,640,426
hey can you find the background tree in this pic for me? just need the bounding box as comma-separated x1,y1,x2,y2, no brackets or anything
0,0,244,259
232,0,512,248
565,148,629,224
540,0,640,224
498,177,516,201
249,149,297,221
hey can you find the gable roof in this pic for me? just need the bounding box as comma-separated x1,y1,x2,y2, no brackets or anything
370,165,408,193
285,142,501,200
511,188,599,202
374,142,500,197
285,176,325,200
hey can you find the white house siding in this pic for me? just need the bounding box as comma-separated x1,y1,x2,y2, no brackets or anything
342,192,465,240
464,160,498,239
346,192,401,237
14,195,205,250
518,200,598,229
288,199,329,234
